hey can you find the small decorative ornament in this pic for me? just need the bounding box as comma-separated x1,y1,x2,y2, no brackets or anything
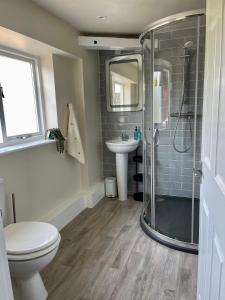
46,128,65,154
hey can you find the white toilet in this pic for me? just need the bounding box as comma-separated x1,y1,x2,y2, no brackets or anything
0,179,61,300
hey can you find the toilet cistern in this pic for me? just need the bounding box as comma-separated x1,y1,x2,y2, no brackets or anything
105,138,139,201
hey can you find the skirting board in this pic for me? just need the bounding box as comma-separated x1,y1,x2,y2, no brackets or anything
41,181,105,231
85,181,105,208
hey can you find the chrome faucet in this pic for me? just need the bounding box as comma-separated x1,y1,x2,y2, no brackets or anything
121,132,129,141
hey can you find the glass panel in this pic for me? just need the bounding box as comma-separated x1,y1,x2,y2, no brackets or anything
152,16,201,243
143,32,153,225
0,55,39,137
192,14,206,244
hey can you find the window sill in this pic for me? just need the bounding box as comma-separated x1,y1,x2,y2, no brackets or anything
0,139,55,155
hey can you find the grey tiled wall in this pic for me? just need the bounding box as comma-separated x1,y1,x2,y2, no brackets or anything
99,50,143,195
99,17,205,200
153,18,205,199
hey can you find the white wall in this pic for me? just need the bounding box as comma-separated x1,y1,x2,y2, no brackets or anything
0,0,103,227
82,53,103,188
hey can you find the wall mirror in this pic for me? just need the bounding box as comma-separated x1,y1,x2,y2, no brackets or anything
106,54,143,112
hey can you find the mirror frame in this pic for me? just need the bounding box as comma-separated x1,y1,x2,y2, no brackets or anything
106,54,143,112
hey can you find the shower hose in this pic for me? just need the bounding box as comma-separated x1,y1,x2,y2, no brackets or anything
172,49,192,154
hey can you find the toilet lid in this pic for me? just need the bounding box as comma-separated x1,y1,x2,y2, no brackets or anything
4,222,59,255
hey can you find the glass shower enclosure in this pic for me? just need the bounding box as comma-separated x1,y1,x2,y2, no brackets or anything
140,10,205,253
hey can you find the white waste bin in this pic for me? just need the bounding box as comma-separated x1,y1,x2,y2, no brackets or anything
105,177,117,198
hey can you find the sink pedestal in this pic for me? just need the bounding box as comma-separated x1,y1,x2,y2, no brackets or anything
116,153,128,201
105,138,139,202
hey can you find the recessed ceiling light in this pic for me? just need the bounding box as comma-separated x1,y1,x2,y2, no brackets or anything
98,16,107,20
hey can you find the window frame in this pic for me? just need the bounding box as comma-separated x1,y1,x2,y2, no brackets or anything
0,49,45,148
113,81,124,105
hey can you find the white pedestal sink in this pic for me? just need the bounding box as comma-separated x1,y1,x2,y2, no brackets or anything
105,138,139,201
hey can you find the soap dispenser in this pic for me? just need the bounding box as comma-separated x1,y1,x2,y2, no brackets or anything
137,126,142,140
133,126,138,140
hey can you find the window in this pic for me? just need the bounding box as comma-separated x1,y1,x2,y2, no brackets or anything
113,82,124,105
0,51,44,147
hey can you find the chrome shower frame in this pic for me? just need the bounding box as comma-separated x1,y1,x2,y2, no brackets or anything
140,9,205,254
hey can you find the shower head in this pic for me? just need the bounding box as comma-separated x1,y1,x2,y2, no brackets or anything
183,41,193,49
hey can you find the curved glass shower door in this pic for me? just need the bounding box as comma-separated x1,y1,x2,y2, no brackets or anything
142,13,205,253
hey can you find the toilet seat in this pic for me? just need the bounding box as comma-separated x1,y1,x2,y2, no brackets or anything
7,236,61,261
4,222,60,261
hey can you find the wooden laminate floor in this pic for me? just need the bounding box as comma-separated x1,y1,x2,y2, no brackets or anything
42,198,198,300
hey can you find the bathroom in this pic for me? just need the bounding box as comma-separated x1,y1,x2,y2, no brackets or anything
0,0,225,300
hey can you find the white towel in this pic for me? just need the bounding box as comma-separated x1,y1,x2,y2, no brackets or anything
64,103,85,164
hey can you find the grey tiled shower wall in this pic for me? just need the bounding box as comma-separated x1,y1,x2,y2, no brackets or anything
99,50,143,195
153,18,205,198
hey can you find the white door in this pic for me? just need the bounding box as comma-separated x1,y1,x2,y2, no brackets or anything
0,213,13,300
197,0,225,299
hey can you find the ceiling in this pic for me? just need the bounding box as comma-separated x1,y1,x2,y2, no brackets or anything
32,0,206,35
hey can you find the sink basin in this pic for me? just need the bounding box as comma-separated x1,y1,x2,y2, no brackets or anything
106,138,139,153
105,138,139,201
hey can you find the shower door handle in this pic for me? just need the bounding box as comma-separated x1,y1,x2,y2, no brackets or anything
153,128,159,146
193,168,203,184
